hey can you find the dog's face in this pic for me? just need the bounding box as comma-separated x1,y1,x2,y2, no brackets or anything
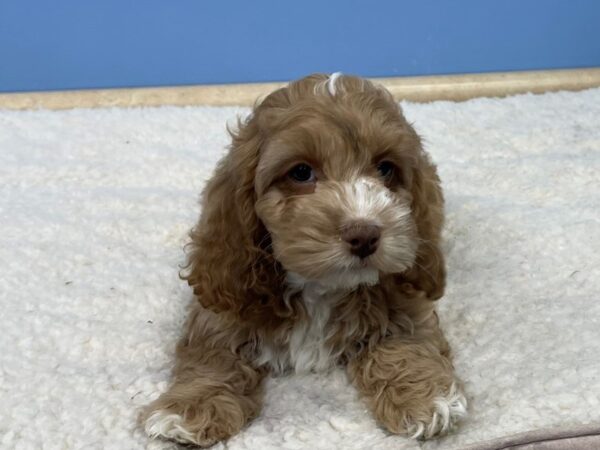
184,74,445,318
254,77,421,289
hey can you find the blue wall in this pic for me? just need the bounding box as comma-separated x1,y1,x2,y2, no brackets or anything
1,0,599,92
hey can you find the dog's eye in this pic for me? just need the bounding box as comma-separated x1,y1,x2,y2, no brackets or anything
288,163,315,183
376,161,396,179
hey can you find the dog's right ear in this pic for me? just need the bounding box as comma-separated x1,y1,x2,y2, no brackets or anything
182,94,300,323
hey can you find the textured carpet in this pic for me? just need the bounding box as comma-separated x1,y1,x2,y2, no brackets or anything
1,88,599,450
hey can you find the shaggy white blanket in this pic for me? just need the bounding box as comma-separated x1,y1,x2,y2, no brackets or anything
1,89,599,450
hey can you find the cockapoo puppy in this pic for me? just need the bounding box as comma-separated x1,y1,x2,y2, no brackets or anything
142,73,467,446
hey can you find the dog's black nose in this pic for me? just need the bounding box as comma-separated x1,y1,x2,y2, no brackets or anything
341,223,381,258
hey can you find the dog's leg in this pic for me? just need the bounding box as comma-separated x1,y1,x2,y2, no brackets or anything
141,307,264,447
348,314,467,439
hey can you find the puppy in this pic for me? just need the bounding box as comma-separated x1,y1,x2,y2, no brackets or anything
142,73,467,446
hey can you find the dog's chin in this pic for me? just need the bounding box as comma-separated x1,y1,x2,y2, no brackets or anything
286,266,380,292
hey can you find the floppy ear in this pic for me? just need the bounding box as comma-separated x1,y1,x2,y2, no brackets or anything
182,110,288,324
399,145,446,300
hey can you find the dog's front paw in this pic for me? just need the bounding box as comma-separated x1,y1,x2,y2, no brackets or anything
403,382,468,439
142,392,253,447
377,381,468,440
144,408,206,446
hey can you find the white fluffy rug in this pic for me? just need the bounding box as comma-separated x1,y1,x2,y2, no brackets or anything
1,88,599,450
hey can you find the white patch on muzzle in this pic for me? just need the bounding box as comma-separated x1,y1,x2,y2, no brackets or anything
337,177,416,273
343,178,395,223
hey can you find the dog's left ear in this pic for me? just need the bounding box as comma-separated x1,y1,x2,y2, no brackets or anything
399,141,446,300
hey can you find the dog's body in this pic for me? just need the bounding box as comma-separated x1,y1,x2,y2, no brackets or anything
143,74,467,447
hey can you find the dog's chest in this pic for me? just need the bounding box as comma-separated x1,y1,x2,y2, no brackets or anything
256,284,339,374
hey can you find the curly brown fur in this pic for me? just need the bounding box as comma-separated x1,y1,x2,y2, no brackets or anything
142,73,466,446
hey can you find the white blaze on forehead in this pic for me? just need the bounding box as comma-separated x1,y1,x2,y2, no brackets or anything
314,72,343,96
327,72,342,95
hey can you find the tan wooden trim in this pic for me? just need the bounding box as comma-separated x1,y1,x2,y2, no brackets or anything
1,68,599,110
381,67,600,102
